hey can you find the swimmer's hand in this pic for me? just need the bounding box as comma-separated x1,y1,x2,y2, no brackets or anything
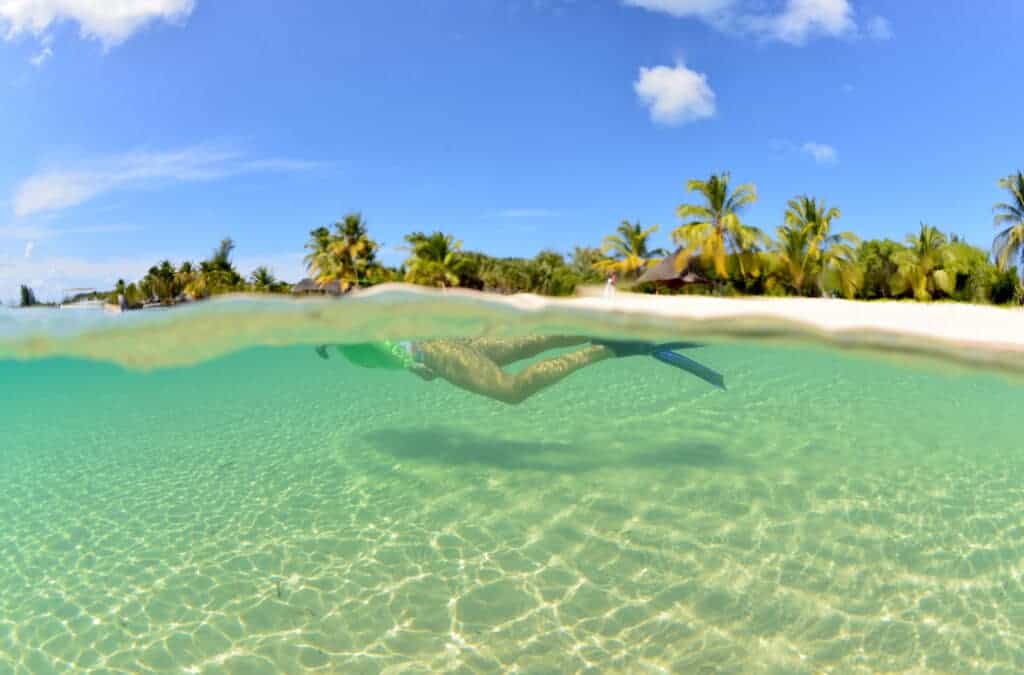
409,363,437,381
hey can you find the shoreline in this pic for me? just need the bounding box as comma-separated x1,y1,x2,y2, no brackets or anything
3,284,1023,373
355,283,1024,354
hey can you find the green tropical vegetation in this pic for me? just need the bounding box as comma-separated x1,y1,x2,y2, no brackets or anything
403,231,464,288
304,213,386,290
766,196,860,298
993,170,1024,273
674,172,765,284
19,285,37,307
594,220,665,279
20,170,1020,309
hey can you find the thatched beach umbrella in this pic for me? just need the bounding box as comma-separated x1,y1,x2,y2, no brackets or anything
292,278,320,294
292,278,345,296
320,280,343,295
636,249,708,291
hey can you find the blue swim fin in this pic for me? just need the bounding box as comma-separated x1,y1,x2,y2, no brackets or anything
653,341,704,351
652,349,726,390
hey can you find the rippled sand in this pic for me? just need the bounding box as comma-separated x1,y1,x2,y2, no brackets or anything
1,342,1023,673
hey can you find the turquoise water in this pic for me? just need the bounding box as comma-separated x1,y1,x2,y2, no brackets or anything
1,294,1023,673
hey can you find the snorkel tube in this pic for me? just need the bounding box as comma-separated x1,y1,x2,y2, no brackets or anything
335,340,417,370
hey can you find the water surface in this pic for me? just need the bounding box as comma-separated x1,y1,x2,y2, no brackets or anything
1,295,1022,673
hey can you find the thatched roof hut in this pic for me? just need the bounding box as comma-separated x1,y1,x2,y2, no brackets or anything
292,278,344,295
636,249,708,290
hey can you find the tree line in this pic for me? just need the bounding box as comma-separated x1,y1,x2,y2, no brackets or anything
292,168,1024,304
20,169,1021,308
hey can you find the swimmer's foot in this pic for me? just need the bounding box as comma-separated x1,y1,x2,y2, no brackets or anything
592,339,656,357
315,344,330,360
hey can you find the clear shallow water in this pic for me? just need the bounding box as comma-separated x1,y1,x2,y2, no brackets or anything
1,295,1023,673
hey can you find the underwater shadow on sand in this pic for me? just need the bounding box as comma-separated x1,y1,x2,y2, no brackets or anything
364,426,748,474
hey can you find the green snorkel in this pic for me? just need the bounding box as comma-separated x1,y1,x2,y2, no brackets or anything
336,340,417,370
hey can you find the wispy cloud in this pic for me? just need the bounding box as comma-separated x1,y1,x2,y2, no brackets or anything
0,0,194,48
28,33,53,66
863,15,893,40
634,61,716,125
12,146,321,217
802,141,838,165
0,223,142,241
622,0,734,19
625,0,889,46
0,252,154,303
0,248,307,303
29,44,52,65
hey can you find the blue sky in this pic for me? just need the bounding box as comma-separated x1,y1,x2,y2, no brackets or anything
0,0,1022,300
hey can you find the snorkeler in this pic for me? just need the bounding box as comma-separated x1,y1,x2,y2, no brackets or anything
316,336,724,405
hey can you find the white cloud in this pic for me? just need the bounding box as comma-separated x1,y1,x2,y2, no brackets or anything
0,0,194,47
864,15,892,40
12,146,320,216
802,141,838,164
625,0,881,45
623,0,735,19
634,62,715,126
762,0,854,44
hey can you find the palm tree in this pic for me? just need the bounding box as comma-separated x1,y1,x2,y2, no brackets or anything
303,226,333,281
403,231,463,288
892,223,955,300
993,170,1024,275
570,246,608,283
187,238,242,298
328,213,379,288
673,172,765,282
143,260,179,301
208,238,235,272
304,214,380,290
249,266,279,292
772,222,816,295
594,220,665,278
175,261,197,297
779,196,860,297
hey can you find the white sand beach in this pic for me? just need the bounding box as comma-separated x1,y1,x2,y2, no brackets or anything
565,289,1024,352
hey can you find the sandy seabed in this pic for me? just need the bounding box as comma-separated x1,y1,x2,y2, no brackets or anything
0,291,1022,672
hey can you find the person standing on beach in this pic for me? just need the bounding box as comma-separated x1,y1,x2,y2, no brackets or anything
604,272,618,298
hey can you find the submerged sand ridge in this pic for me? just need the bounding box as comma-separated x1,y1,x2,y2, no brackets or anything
1,284,1023,373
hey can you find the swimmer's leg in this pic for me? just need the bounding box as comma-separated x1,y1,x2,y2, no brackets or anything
418,341,614,405
463,336,590,366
